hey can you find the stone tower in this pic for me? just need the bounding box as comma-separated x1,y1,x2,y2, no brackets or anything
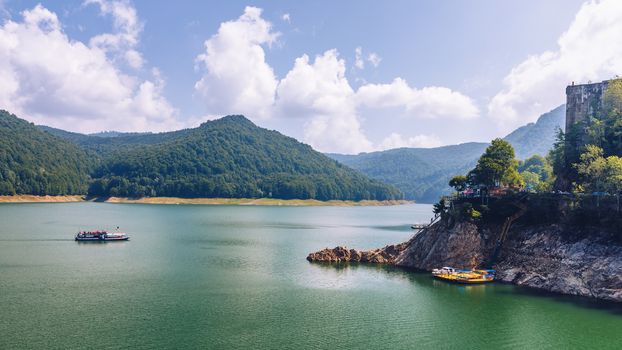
565,80,610,131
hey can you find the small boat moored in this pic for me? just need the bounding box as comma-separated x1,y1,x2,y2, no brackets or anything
75,230,129,242
432,266,495,284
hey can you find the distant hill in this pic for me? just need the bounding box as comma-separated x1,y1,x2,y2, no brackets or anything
34,114,401,200
39,125,191,155
329,143,488,203
88,131,153,138
328,105,566,203
0,110,92,195
504,105,565,160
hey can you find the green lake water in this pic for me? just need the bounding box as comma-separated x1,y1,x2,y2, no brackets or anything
0,202,620,349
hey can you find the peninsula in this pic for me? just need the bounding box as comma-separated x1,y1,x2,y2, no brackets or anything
308,80,622,302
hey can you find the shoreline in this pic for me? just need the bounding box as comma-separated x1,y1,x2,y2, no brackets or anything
0,195,413,206
0,195,84,203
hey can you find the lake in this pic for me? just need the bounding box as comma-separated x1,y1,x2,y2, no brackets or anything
0,202,620,349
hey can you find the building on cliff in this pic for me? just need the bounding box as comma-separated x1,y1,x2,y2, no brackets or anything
559,79,614,189
565,79,610,132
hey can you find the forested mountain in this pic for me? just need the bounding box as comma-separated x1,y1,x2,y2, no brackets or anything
89,131,152,138
39,125,192,156
3,103,564,202
504,105,565,159
31,114,401,200
84,116,401,200
329,143,488,203
329,105,566,202
0,110,92,195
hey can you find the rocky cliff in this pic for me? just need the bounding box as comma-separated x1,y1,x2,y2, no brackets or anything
307,219,622,302
494,225,622,301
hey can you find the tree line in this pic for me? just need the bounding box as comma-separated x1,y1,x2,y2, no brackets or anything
0,112,402,201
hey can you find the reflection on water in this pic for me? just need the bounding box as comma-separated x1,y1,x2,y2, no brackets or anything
0,203,620,350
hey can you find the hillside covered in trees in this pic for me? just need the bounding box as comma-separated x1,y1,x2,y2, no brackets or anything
330,105,565,202
0,111,401,201
0,110,92,195
329,142,489,203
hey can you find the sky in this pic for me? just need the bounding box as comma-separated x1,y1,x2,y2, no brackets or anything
1,0,621,154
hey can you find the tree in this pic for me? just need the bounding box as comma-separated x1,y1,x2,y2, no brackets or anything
603,79,622,114
519,154,553,191
604,156,622,194
519,155,552,182
575,145,607,192
470,138,518,187
604,155,622,211
502,166,524,188
600,79,622,156
432,198,448,216
521,171,541,192
449,175,468,192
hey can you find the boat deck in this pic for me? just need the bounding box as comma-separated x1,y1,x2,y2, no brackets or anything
432,269,494,284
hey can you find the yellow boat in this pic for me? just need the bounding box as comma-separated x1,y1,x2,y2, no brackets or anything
431,267,495,284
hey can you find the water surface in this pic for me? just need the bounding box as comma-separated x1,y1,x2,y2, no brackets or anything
0,203,620,349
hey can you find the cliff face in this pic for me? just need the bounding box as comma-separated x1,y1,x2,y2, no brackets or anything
495,225,622,302
307,219,622,302
393,221,485,269
307,242,408,264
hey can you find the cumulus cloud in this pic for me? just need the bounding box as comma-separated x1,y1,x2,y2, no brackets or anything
194,6,279,119
281,13,290,23
379,132,442,150
275,51,474,153
354,46,364,70
353,47,381,70
0,4,178,132
194,7,478,153
367,52,381,67
85,0,144,68
488,0,622,132
276,50,373,153
356,78,480,119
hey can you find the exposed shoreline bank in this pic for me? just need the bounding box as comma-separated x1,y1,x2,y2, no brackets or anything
0,195,412,206
307,219,622,302
0,195,85,203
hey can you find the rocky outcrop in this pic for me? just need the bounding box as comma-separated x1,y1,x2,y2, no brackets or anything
494,225,622,302
307,220,487,268
393,221,486,269
307,219,622,302
306,242,408,264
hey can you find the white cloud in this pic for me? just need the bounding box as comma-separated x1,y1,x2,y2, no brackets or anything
277,50,373,153
124,49,143,69
488,0,622,133
194,6,279,119
353,47,381,70
194,7,479,154
85,0,144,68
281,13,290,23
354,46,364,70
367,52,381,67
356,78,480,119
379,132,442,150
0,4,178,132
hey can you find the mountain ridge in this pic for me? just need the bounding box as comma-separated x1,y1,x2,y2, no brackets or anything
0,110,92,195
21,114,401,200
328,105,566,202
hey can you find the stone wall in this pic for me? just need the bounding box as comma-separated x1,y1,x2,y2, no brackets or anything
565,80,609,131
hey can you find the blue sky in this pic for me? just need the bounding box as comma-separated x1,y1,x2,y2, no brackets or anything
1,0,620,153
